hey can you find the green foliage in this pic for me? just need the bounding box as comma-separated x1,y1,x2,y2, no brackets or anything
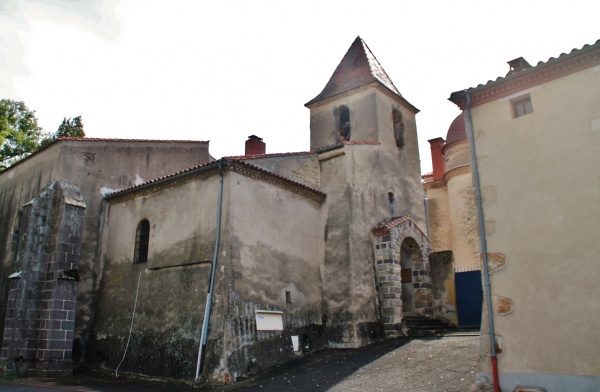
56,116,85,138
0,99,44,170
0,371,18,381
40,116,87,149
0,100,87,170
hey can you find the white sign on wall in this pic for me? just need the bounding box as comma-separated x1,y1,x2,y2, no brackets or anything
255,310,284,331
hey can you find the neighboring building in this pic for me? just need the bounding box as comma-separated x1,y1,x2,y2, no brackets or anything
422,113,483,328
0,37,436,383
449,40,600,391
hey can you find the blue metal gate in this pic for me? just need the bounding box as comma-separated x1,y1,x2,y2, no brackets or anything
455,270,483,327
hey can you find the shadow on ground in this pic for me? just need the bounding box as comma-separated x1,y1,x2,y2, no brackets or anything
215,337,411,392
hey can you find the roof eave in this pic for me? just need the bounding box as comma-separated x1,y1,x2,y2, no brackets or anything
305,81,419,113
448,39,600,110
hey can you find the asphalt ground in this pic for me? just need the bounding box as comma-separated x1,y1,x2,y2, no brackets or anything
0,334,479,392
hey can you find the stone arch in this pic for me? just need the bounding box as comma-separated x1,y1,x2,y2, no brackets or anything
372,216,432,337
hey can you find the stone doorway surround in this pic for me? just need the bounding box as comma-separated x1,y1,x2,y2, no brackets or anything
371,216,432,337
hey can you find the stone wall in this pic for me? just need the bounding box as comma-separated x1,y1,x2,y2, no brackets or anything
0,139,212,369
0,181,85,377
429,250,457,326
372,217,431,337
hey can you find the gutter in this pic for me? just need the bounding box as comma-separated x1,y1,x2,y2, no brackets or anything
195,162,225,382
465,94,500,392
424,191,431,238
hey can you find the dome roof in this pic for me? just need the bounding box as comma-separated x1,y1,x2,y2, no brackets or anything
445,112,466,145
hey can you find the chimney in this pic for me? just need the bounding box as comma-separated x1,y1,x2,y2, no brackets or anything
428,138,446,181
245,135,266,155
506,57,532,76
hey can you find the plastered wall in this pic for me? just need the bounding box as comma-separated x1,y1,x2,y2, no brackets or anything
472,66,600,381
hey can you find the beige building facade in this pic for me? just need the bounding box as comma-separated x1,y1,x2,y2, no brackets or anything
422,113,482,328
450,40,600,391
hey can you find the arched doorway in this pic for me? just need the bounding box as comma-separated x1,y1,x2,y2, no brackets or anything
371,216,432,337
400,237,420,314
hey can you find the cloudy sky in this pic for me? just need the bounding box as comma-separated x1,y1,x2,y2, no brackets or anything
1,0,598,173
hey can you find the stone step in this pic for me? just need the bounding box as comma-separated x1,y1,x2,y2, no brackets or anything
402,316,456,337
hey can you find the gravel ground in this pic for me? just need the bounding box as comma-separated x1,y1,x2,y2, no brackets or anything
328,336,479,392
220,334,479,392
0,335,479,392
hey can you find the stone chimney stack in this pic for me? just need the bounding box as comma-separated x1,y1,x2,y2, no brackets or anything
245,135,265,155
428,138,446,181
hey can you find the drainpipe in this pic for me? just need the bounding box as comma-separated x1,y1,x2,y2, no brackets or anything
195,162,224,382
465,94,500,392
423,191,431,238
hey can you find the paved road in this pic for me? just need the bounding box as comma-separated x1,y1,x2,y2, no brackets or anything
0,335,479,392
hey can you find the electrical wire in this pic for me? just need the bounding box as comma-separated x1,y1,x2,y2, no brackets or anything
115,271,142,377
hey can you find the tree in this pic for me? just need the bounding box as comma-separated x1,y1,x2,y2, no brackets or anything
0,99,44,170
39,115,86,148
56,116,85,138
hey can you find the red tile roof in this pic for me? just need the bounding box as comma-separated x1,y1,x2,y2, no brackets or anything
315,140,381,154
371,215,428,239
58,137,208,143
105,158,326,201
305,36,402,106
224,151,314,160
450,39,600,109
105,159,219,197
0,137,208,176
342,140,381,146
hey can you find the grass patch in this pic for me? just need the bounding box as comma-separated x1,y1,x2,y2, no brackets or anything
0,372,19,381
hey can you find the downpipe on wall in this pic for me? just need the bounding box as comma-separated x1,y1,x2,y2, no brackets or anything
465,94,500,392
424,191,431,238
195,162,224,383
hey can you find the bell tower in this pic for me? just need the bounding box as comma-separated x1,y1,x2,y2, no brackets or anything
305,36,419,152
305,37,429,346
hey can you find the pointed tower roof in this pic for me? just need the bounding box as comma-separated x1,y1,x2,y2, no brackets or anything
305,37,403,107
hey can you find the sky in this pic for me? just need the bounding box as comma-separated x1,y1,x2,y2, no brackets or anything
1,0,598,174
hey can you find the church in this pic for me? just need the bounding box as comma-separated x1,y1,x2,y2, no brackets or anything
0,37,435,383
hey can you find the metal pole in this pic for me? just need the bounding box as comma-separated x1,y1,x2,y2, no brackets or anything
464,94,500,392
195,162,224,382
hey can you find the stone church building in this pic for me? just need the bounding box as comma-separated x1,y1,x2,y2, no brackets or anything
0,37,435,383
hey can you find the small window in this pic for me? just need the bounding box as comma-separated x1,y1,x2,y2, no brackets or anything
134,219,150,264
512,95,533,118
285,291,291,303
338,106,350,141
392,109,405,148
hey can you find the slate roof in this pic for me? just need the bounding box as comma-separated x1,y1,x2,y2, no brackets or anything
305,36,402,106
450,39,600,109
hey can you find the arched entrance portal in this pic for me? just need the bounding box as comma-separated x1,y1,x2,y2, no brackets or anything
400,237,421,314
372,216,432,337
